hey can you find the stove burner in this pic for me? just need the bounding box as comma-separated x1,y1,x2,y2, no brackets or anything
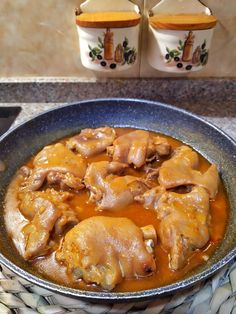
0,107,21,137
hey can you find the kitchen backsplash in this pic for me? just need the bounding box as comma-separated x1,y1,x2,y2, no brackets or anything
0,0,235,78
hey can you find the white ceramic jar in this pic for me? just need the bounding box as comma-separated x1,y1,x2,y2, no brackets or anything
147,0,217,73
76,0,141,72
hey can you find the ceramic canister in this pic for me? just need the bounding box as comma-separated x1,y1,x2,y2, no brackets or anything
147,0,217,73
76,12,141,72
148,25,216,73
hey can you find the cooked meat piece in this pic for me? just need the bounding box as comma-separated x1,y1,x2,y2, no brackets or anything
54,209,79,236
98,176,149,210
147,136,171,160
141,225,157,254
21,189,79,259
56,216,156,290
138,186,210,270
67,127,116,157
141,225,157,243
84,161,128,201
195,165,219,199
18,166,31,178
128,179,153,197
108,130,150,168
135,186,166,213
23,198,61,260
159,145,199,175
22,169,48,191
158,146,219,198
47,171,84,190
22,143,86,191
84,161,149,210
33,143,86,177
19,188,73,220
144,166,160,182
108,130,171,168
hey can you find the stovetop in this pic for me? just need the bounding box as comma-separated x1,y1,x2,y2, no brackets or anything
0,106,21,136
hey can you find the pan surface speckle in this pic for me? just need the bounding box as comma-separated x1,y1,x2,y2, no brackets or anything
0,98,235,302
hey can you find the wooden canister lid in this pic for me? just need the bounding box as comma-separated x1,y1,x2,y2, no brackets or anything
76,11,141,28
149,14,217,30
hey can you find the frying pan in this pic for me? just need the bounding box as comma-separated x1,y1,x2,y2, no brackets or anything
0,98,235,302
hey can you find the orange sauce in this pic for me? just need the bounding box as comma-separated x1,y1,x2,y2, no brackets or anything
6,128,229,292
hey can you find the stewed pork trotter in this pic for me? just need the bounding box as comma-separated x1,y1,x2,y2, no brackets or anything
21,143,86,192
137,186,211,270
158,146,219,199
56,216,157,290
67,127,116,157
84,161,150,210
20,189,79,260
107,130,171,168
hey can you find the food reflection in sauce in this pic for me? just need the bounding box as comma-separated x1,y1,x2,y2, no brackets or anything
4,127,228,292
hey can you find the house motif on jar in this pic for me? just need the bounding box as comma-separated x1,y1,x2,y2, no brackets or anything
76,0,141,72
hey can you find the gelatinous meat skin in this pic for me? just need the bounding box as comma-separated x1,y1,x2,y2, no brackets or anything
56,216,156,290
159,146,219,198
147,135,172,160
108,130,171,168
135,186,166,211
137,186,210,270
23,198,61,260
19,189,73,220
21,189,79,260
21,143,86,191
67,127,116,157
84,161,149,210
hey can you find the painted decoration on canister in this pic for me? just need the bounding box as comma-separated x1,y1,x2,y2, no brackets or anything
163,31,210,71
87,29,137,70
